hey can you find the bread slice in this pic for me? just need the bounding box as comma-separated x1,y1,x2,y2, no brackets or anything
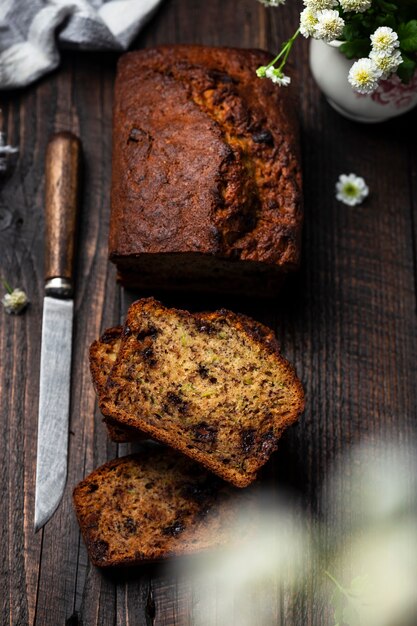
73,448,253,566
100,298,304,487
89,326,144,443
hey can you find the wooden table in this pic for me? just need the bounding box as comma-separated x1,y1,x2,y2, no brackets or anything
1,0,416,624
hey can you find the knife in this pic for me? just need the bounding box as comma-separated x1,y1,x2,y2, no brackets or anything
35,132,81,532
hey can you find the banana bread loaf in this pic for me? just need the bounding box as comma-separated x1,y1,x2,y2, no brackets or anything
109,45,303,296
100,298,304,487
73,448,254,566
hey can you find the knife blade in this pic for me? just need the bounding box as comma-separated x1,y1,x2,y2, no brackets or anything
35,132,81,532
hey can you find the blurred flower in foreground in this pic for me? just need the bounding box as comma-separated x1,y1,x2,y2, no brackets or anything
322,440,417,626
167,495,311,626
1,279,29,314
166,439,417,626
336,173,369,206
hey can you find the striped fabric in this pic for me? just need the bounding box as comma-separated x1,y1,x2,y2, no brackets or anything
0,0,163,89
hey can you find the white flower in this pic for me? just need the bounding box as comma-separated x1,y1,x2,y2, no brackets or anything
348,57,382,94
370,48,403,79
339,0,371,12
314,9,345,43
265,66,291,86
335,173,369,206
303,0,338,9
370,26,399,56
257,0,286,5
300,7,319,38
2,288,29,315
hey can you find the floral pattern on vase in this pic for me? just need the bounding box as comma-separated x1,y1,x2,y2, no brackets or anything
309,38,417,123
368,72,417,109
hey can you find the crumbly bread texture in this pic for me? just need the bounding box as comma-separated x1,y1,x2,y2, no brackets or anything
100,298,304,487
89,326,144,442
73,448,253,566
109,45,303,296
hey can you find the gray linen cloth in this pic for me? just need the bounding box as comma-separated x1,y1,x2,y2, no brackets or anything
0,0,163,89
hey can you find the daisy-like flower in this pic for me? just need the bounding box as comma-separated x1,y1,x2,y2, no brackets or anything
339,0,371,12
257,0,286,5
348,57,382,94
314,9,345,43
300,7,319,38
369,49,403,79
370,26,399,56
336,173,369,206
303,0,338,10
265,66,291,86
2,287,29,315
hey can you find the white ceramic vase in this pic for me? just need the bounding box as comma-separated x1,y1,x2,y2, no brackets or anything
309,38,417,123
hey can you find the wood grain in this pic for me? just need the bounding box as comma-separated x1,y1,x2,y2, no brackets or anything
1,0,417,624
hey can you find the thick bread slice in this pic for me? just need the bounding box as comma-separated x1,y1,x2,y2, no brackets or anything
100,298,304,487
89,326,144,443
73,448,252,566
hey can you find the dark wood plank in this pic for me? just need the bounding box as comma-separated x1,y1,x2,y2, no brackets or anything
1,0,417,624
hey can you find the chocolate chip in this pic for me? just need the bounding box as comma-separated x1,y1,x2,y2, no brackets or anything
241,429,256,453
260,431,278,457
124,517,137,534
136,326,158,341
142,347,157,367
252,130,274,145
91,539,109,562
197,323,215,334
166,391,189,415
162,520,185,536
100,330,120,344
123,325,132,337
208,70,238,84
166,391,183,405
128,127,147,142
87,483,99,493
192,422,217,444
198,364,209,378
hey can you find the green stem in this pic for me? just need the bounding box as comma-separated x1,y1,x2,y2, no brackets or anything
1,278,13,294
267,28,301,72
324,570,353,602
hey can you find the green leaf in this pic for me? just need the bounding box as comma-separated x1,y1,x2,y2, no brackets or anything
377,0,398,11
374,13,397,30
339,39,371,59
397,53,417,82
348,574,371,596
398,20,417,52
343,23,363,42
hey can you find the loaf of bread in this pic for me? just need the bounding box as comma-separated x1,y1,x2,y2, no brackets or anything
109,45,303,296
89,326,144,442
73,448,253,566
100,298,304,487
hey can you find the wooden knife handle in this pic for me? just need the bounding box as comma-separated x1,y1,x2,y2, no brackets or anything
44,132,81,296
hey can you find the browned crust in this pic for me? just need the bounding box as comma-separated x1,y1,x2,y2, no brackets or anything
100,298,305,487
89,326,146,443
89,326,123,396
